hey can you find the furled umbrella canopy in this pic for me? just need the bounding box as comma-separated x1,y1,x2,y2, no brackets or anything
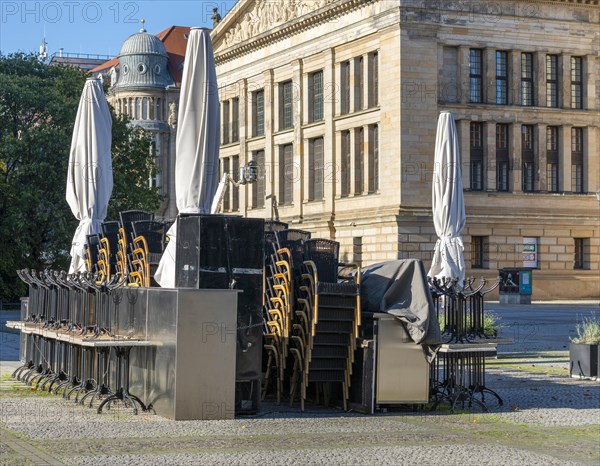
155,27,220,287
66,77,113,274
427,111,466,286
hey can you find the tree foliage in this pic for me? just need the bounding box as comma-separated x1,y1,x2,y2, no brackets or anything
0,53,161,300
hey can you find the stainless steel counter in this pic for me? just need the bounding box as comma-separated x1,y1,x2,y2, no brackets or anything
128,288,239,420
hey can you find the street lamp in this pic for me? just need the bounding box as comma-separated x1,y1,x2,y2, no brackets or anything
210,160,258,213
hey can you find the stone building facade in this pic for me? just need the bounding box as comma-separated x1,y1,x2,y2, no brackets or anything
211,0,599,299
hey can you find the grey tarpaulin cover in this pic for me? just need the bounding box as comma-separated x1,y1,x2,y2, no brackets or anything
361,259,441,347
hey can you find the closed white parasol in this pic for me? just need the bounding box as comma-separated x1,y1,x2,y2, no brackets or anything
66,77,113,274
427,111,466,286
155,27,220,287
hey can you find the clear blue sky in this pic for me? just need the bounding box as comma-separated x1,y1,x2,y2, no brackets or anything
0,1,237,57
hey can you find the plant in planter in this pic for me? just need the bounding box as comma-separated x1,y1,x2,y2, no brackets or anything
569,315,600,379
437,311,503,338
483,312,503,338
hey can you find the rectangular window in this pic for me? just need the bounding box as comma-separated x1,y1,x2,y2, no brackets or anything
280,80,293,130
148,141,161,189
547,163,559,193
571,56,583,109
521,53,534,106
308,137,324,201
279,144,293,205
495,51,508,105
574,238,589,270
222,100,230,145
251,150,265,209
222,157,230,211
368,51,379,107
571,127,583,193
368,124,379,193
571,164,583,193
496,124,509,192
469,49,483,103
354,56,364,111
341,130,351,197
522,163,535,192
252,90,264,137
471,236,487,269
231,97,239,143
546,126,559,192
232,155,239,211
354,127,364,195
470,122,484,191
341,61,350,114
546,55,558,108
309,70,324,122
521,125,534,192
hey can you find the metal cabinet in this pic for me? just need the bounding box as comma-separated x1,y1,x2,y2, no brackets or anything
374,313,429,404
351,313,429,412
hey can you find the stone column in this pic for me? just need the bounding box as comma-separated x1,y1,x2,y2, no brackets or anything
584,55,595,111
263,69,274,209
511,122,522,193
334,131,342,199
458,46,469,104
560,54,571,109
536,124,547,192
509,50,521,106
349,128,356,196
292,59,304,216
559,125,572,192
362,53,369,110
485,122,496,191
457,119,470,189
484,48,496,104
535,52,546,108
349,57,356,113
238,79,248,215
323,48,336,214
302,72,309,124
334,61,342,116
584,127,598,194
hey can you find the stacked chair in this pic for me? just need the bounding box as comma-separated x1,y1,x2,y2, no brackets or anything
83,211,168,288
262,228,361,411
98,221,121,279
130,220,167,287
261,221,292,404
118,210,155,286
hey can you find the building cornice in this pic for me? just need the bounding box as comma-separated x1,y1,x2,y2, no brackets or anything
212,0,374,65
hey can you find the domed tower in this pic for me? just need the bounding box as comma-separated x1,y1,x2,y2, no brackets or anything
116,25,174,90
108,21,181,219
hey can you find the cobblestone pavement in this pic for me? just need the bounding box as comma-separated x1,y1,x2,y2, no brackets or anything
0,354,598,465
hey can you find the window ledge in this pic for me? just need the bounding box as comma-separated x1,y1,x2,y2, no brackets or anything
274,128,294,136
335,191,380,200
334,106,380,122
304,199,325,205
302,120,325,130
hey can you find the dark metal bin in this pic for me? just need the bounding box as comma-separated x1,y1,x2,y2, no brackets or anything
175,214,265,413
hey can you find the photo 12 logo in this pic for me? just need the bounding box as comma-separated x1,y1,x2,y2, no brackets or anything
1,2,140,24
